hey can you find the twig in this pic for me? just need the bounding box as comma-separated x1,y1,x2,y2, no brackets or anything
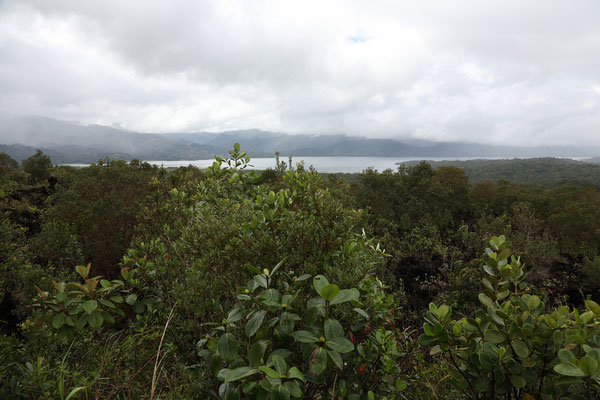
150,303,177,400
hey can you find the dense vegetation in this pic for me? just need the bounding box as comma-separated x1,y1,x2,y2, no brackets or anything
2,147,600,399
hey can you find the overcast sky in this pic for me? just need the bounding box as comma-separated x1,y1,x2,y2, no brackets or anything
1,0,599,145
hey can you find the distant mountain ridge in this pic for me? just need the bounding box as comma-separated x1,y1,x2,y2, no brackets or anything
0,115,598,164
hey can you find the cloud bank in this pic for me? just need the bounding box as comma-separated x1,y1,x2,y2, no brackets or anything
0,0,599,145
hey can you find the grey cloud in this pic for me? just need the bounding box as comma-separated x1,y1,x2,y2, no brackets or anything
0,0,599,146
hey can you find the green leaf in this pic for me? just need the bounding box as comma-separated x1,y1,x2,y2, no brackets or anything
295,274,311,282
88,310,103,330
309,347,328,375
270,258,287,277
509,375,526,388
273,355,288,377
326,337,354,353
484,329,505,344
585,299,600,315
287,366,305,382
353,307,369,319
320,284,340,301
329,288,359,305
554,362,586,377
255,275,267,289
125,293,137,305
293,330,318,343
527,295,541,310
328,349,343,369
65,387,85,400
558,349,576,363
218,333,238,362
272,384,290,400
227,307,245,324
478,293,495,308
259,366,281,378
248,340,269,367
52,313,66,329
110,295,123,303
512,339,530,359
83,300,98,315
75,315,88,330
313,275,329,296
225,367,259,382
324,319,344,340
279,312,295,334
284,381,302,398
579,356,598,376
245,310,267,338
437,304,451,320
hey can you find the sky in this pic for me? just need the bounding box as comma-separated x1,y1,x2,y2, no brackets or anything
0,0,599,146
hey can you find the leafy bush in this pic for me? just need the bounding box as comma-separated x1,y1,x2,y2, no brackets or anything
419,235,600,399
200,260,408,399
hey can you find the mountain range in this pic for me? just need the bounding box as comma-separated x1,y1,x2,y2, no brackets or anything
0,115,598,164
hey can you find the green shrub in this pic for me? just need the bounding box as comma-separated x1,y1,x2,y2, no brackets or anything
419,235,600,399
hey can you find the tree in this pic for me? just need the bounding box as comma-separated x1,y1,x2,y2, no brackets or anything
22,150,52,183
0,152,19,177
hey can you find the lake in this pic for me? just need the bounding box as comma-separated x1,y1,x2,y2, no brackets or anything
68,156,589,174
137,156,510,173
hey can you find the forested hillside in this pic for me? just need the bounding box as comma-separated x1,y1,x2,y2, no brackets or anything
2,147,600,399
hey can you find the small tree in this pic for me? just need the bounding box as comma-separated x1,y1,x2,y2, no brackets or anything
22,149,52,183
0,152,19,177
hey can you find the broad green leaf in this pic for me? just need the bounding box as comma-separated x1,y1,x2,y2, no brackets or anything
293,330,318,343
437,304,451,320
227,307,245,324
527,295,541,310
313,275,329,296
245,310,267,338
326,337,354,353
259,366,281,378
328,349,343,369
248,340,269,367
272,384,290,400
309,347,328,375
284,381,302,398
273,355,288,377
254,275,268,289
554,362,586,377
488,307,505,326
353,307,369,319
329,288,359,305
512,339,530,359
75,315,88,330
585,299,600,315
52,313,66,329
484,329,505,344
320,284,340,301
88,310,103,330
218,333,238,362
509,375,526,388
83,300,98,315
324,319,344,340
558,349,576,363
125,293,137,305
579,356,598,376
279,312,295,334
286,366,305,382
478,293,495,308
225,367,259,382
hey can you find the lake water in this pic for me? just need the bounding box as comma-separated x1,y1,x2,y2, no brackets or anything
68,156,589,174
143,156,505,173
